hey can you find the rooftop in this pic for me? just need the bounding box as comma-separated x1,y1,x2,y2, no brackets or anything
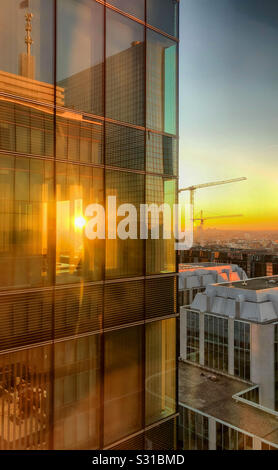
189,276,278,323
179,263,246,291
179,361,278,445
218,276,278,291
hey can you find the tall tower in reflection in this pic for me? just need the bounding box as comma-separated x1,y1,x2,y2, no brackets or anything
19,13,35,79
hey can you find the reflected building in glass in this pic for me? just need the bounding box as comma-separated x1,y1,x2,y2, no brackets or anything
0,0,179,450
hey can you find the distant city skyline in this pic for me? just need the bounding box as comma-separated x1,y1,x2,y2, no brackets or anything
179,0,278,231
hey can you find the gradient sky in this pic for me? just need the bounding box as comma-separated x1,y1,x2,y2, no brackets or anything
179,0,278,231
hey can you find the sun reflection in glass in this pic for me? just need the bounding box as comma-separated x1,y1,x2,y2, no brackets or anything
74,216,86,229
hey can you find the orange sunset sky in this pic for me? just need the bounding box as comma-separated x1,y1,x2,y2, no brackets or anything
179,0,278,232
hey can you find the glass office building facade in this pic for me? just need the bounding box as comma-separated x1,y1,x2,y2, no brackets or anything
0,0,179,449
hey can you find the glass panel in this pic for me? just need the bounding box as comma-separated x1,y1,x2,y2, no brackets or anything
186,311,200,363
0,344,52,450
106,9,145,126
146,318,176,425
0,2,55,157
104,326,143,446
107,0,145,21
56,163,104,284
105,122,144,170
0,0,54,84
204,314,228,373
56,115,103,164
147,0,179,37
57,0,104,115
147,30,177,134
234,321,250,380
0,154,54,290
146,176,176,274
54,335,101,450
146,132,178,176
105,170,144,279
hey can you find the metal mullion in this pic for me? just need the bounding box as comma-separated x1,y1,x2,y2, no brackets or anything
99,0,106,450
142,0,147,445
49,0,57,451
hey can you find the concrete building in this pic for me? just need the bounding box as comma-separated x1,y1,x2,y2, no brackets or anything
180,247,278,279
178,263,247,308
179,276,278,450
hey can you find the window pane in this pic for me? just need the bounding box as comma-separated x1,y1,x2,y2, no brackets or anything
0,344,52,450
186,311,200,363
234,321,250,380
147,132,178,176
56,163,104,284
105,170,144,279
106,10,145,126
204,314,229,373
0,155,54,290
57,0,104,115
54,336,101,449
56,115,103,164
107,0,145,20
146,319,176,425
104,326,143,446
0,0,54,84
0,2,55,157
105,122,144,170
146,176,176,274
147,30,177,134
147,0,179,37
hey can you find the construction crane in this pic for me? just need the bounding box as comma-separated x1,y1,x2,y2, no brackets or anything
178,177,247,217
194,211,243,227
194,211,243,245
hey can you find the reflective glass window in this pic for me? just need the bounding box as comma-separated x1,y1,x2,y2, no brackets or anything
107,0,145,21
147,30,177,134
146,176,176,275
56,163,104,284
105,122,144,171
56,116,103,164
179,406,209,450
147,0,179,37
204,314,228,373
105,170,144,279
0,155,54,290
54,336,101,449
57,0,104,115
146,318,176,425
234,321,250,381
0,0,55,159
146,131,178,175
186,311,200,363
0,0,54,84
104,326,143,446
0,345,52,450
106,10,145,126
216,422,253,450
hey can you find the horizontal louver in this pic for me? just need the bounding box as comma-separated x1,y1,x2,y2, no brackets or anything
0,284,103,351
0,289,53,351
145,417,176,450
54,285,103,339
146,276,176,319
104,280,144,329
109,433,144,450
